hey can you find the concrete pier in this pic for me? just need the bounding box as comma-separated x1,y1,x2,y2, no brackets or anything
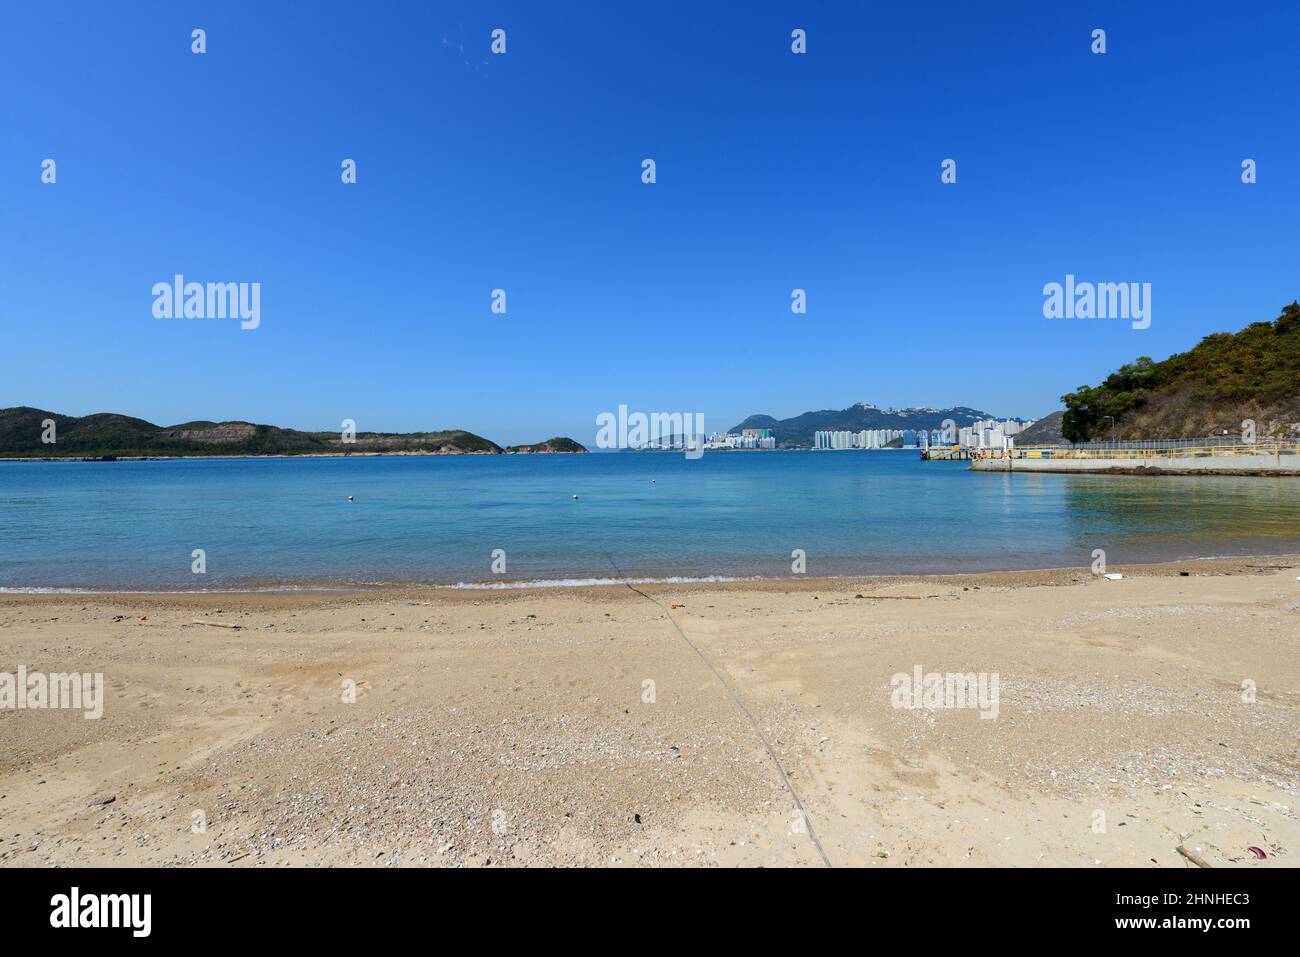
969,445,1300,475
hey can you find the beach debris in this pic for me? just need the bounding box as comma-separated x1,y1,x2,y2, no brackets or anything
87,794,116,808
1247,845,1267,859
1179,571,1190,577
572,494,579,500
347,495,354,502
1103,573,1123,580
1175,845,1212,868
191,619,242,630
137,615,148,621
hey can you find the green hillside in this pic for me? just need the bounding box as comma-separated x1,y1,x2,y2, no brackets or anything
1060,301,1300,442
0,407,502,457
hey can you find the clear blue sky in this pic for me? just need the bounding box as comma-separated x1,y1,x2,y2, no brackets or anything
3,1,1297,445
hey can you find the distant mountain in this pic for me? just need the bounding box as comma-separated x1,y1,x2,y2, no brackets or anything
505,437,589,454
729,402,1020,448
0,407,502,457
1060,301,1300,441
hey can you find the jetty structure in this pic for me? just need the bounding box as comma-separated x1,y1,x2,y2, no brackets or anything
932,440,1300,475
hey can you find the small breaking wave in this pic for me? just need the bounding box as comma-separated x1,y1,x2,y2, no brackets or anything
448,575,760,590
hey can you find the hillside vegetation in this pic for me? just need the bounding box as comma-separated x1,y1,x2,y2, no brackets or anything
0,408,502,457
1060,301,1300,442
504,437,588,453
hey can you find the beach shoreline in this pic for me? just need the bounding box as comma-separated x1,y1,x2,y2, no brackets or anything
2,553,1297,606
2,554,1297,867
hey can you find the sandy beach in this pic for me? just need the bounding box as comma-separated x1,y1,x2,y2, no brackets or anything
1,557,1297,868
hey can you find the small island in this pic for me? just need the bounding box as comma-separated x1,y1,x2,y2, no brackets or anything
504,437,589,454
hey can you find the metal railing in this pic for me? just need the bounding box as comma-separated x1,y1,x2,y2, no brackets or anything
981,441,1300,461
1050,436,1281,451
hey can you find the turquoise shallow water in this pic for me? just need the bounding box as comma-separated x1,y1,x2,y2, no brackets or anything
1,452,1299,590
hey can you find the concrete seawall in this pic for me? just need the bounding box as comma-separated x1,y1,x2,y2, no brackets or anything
971,453,1300,475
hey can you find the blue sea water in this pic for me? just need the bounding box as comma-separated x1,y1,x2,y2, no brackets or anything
1,452,1298,591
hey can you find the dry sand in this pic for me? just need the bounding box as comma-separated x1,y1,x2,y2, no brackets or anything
1,557,1298,868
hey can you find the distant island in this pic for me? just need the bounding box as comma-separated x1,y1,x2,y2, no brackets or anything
0,407,588,458
505,437,590,454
